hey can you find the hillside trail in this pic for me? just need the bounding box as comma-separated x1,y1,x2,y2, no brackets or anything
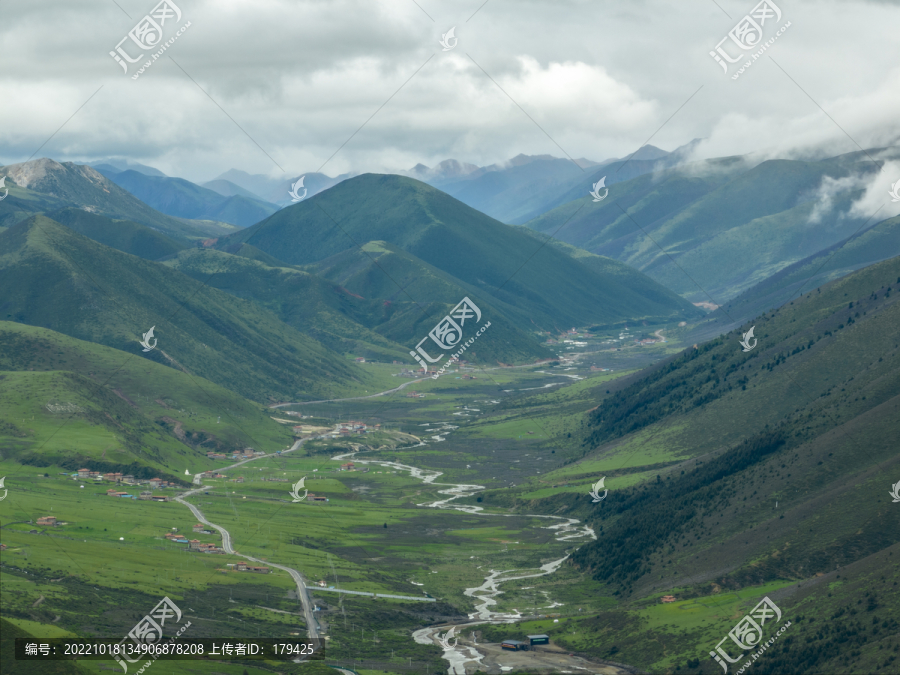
331,448,598,674
175,437,322,642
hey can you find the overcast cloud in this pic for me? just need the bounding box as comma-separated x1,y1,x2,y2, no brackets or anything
2,0,899,182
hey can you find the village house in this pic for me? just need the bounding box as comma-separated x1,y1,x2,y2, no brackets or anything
192,523,204,532
235,562,247,571
248,566,270,573
36,516,57,526
188,540,201,550
341,462,354,471
77,468,91,478
138,491,153,500
148,478,162,488
293,425,303,433
354,356,365,363
151,495,169,502
230,476,245,483
661,595,676,603
307,493,328,502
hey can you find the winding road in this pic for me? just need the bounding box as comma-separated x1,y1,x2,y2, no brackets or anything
175,438,321,639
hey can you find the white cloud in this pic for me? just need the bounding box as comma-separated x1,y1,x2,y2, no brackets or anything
2,0,900,180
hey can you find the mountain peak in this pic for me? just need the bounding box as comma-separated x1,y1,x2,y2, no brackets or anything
1,157,68,188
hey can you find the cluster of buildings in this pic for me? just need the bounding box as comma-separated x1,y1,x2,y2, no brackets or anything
36,516,61,527
338,462,367,473
72,469,179,491
331,421,380,437
161,524,225,554
405,391,426,399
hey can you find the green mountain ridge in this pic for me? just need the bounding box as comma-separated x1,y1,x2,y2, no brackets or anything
217,173,702,330
0,216,366,403
0,158,237,239
0,321,294,478
566,253,900,598
525,148,900,303
46,207,188,260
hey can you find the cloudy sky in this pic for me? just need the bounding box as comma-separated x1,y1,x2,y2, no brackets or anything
2,0,899,182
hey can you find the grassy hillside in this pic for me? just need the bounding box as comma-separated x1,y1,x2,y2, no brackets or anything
0,618,82,675
525,149,900,302
165,247,410,361
714,213,900,325
570,253,900,597
0,322,294,477
465,253,900,673
0,216,367,403
101,169,278,227
46,207,187,260
0,159,235,239
218,173,701,330
166,245,552,364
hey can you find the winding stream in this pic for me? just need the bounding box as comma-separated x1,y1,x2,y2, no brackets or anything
333,447,596,674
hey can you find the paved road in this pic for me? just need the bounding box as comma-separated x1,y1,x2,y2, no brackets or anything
313,587,436,602
175,438,322,639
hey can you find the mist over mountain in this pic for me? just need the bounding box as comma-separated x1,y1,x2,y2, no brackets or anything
525,146,900,303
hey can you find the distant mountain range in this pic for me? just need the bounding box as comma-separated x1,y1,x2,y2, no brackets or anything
96,166,280,228
408,141,701,225
0,158,237,240
524,147,900,304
